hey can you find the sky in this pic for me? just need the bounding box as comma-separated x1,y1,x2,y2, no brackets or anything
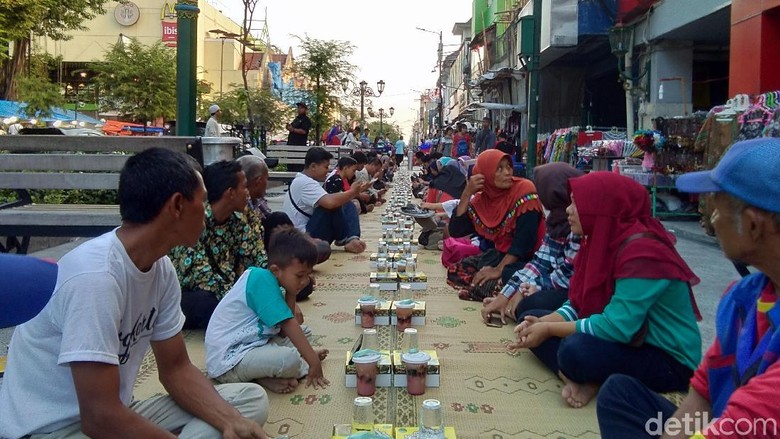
217,0,473,138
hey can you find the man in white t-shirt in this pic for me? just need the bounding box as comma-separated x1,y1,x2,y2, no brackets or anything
0,148,269,439
282,147,369,253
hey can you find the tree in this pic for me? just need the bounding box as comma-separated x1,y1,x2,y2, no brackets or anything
0,0,106,100
215,85,291,137
365,120,401,143
15,54,65,117
238,0,260,133
91,39,177,124
292,36,357,144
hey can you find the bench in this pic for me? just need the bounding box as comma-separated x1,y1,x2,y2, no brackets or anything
0,135,205,253
265,144,353,184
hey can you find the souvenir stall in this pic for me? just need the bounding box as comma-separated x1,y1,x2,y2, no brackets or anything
693,91,780,232
535,126,628,168
614,116,705,218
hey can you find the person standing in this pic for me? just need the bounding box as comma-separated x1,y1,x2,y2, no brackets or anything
286,102,311,146
452,123,473,158
395,135,407,166
474,117,497,155
286,102,312,172
205,104,223,137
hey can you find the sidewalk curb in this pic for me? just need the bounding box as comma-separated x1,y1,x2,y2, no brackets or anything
666,227,720,249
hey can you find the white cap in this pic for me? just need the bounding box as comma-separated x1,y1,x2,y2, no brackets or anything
209,104,220,114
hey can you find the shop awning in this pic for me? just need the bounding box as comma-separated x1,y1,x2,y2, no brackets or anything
466,102,527,113
469,68,525,89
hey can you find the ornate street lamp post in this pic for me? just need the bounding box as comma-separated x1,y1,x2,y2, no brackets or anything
341,79,385,129
377,107,394,137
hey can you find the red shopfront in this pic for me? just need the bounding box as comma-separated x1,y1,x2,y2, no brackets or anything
730,0,780,96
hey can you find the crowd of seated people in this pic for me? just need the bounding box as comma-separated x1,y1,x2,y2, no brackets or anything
3,138,779,439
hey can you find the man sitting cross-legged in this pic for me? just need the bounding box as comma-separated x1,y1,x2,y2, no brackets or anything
206,228,330,395
170,160,267,329
0,148,269,439
282,147,369,253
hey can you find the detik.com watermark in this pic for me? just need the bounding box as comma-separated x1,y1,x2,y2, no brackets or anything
645,412,777,436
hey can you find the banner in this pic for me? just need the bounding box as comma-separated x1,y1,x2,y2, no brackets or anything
162,21,177,47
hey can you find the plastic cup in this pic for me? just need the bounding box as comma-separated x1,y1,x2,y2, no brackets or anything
395,300,415,332
402,351,431,396
406,257,417,274
362,329,379,351
353,352,381,396
352,397,374,432
358,298,379,328
403,327,419,353
420,399,444,434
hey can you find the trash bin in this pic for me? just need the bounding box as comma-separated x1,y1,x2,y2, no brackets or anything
201,137,241,165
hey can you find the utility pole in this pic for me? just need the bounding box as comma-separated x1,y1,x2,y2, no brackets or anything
437,30,444,145
526,0,542,179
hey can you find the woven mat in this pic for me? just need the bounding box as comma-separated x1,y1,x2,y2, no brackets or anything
133,192,601,438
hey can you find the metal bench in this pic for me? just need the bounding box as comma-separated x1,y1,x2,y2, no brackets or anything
265,144,353,185
0,135,205,253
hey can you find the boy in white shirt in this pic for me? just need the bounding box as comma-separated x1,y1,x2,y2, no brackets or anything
206,228,330,394
0,148,269,439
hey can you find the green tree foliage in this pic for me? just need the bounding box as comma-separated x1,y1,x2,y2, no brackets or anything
0,0,106,99
292,36,357,144
366,120,401,143
213,85,291,135
15,54,65,117
91,39,177,123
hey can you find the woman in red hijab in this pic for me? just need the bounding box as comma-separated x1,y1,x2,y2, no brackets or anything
447,149,545,300
510,172,702,409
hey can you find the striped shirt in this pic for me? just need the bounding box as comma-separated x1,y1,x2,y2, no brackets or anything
501,232,581,297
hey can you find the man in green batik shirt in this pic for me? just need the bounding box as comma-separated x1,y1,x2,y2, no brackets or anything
170,160,267,329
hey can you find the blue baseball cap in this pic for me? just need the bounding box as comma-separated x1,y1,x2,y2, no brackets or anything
676,138,780,213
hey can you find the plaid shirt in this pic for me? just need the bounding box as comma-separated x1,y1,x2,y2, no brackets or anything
501,232,581,297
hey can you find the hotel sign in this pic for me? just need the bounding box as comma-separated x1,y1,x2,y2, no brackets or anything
161,1,177,47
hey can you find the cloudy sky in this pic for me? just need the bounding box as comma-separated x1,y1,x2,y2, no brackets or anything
218,0,473,137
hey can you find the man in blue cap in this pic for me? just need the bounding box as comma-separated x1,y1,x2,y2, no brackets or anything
596,138,780,438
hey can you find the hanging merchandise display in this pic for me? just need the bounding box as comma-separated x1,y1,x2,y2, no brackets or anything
534,126,627,170
694,91,780,233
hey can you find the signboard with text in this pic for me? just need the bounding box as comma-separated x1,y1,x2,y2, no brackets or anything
162,21,177,47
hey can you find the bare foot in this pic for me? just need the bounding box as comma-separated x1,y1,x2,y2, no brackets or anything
317,349,329,360
256,377,299,394
560,375,599,408
483,296,497,305
344,239,366,254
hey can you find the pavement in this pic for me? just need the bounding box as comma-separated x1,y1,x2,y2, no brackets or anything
662,220,741,347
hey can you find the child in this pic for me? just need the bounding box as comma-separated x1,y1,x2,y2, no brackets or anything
325,156,358,194
326,156,366,213
205,228,330,394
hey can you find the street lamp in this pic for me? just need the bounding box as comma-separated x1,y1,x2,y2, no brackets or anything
608,22,636,138
377,107,394,137
341,79,385,128
209,29,240,97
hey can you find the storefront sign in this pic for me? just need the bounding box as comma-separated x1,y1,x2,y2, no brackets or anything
115,1,140,27
162,21,177,47
161,1,177,20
